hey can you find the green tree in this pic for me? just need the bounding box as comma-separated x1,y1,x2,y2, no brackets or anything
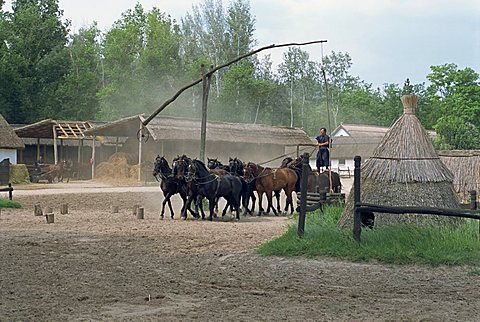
426,64,480,149
0,0,69,123
55,24,102,120
98,4,182,120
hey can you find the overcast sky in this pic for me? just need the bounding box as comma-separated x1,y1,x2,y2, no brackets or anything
4,0,480,88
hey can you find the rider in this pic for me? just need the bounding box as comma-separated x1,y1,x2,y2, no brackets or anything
35,155,45,172
315,127,330,173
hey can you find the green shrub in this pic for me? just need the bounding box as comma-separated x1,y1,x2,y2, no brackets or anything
0,199,22,208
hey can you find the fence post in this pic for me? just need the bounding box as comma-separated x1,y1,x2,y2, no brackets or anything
470,190,477,210
8,183,12,200
297,153,310,237
353,156,362,242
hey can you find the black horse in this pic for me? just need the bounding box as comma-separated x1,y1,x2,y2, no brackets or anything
229,157,255,215
207,158,230,172
171,155,206,219
153,155,198,219
184,159,243,221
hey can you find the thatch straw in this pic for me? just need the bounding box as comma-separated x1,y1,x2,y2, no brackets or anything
340,95,460,228
438,150,480,202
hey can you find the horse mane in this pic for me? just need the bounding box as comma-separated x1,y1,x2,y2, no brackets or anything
192,159,210,175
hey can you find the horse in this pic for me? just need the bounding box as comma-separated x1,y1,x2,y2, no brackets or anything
207,158,230,172
228,157,254,215
185,159,243,221
172,155,205,219
287,155,342,193
153,155,198,219
244,162,297,215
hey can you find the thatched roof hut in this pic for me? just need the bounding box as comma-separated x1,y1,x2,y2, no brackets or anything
0,114,24,150
339,95,460,228
438,150,480,202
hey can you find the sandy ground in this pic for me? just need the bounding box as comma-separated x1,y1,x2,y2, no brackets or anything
0,180,479,321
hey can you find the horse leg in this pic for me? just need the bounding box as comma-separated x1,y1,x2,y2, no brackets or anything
208,197,215,221
182,196,194,220
266,190,277,216
222,199,229,217
250,191,256,215
257,191,265,216
274,190,281,214
167,198,175,219
160,193,170,219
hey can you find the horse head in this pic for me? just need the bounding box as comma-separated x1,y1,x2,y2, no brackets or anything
207,157,219,169
153,155,171,179
244,162,259,180
229,157,244,176
280,157,294,168
172,155,191,180
187,159,209,181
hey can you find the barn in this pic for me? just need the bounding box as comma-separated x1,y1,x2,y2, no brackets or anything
84,114,314,180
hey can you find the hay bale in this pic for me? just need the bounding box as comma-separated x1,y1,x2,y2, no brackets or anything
95,162,115,178
9,164,30,184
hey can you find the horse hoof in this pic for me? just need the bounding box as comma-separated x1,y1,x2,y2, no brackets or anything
181,216,186,220
160,216,164,220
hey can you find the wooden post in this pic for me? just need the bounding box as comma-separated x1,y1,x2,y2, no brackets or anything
353,156,362,242
8,183,12,200
115,136,119,153
137,207,144,219
53,125,58,165
112,206,119,213
471,190,479,239
91,136,96,179
138,122,143,182
297,153,310,237
45,213,54,224
36,138,41,161
199,64,212,163
34,204,43,216
60,204,68,214
132,204,139,215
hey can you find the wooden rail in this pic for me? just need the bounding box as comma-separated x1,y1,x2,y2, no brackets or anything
0,183,13,200
352,156,480,242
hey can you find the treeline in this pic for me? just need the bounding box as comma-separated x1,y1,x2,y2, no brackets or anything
0,0,479,149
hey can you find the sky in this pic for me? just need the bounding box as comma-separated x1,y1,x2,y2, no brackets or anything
4,0,480,88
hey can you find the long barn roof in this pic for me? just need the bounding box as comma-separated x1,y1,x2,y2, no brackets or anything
84,115,314,146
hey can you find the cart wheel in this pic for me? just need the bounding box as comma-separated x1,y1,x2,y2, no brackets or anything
30,175,39,183
47,175,53,184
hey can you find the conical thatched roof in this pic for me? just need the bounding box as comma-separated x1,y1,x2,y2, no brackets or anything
0,114,24,149
340,95,460,228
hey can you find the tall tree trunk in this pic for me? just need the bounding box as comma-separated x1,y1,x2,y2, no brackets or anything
254,99,260,124
290,79,294,127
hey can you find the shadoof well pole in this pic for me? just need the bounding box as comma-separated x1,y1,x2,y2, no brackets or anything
141,40,327,161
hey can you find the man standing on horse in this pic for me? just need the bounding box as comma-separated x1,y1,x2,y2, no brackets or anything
315,127,330,173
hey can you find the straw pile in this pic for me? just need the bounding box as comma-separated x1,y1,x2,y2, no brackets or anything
95,152,137,180
9,164,30,184
339,95,460,228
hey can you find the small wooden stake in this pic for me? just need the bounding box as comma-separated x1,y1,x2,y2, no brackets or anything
132,204,139,216
137,207,144,219
60,204,68,215
45,213,54,224
112,206,119,213
34,204,43,216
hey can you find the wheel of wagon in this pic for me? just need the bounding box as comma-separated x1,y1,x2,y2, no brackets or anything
47,175,53,184
30,174,39,183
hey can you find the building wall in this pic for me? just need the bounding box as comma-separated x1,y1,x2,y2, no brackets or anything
0,149,17,164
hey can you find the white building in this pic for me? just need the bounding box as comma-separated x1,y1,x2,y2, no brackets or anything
0,114,24,164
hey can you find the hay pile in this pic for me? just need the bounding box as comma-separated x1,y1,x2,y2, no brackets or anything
95,152,138,182
9,164,30,184
339,95,460,228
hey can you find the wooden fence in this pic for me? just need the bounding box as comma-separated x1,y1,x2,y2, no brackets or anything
352,156,480,242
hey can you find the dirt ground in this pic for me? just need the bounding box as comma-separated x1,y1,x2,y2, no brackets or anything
1,181,479,321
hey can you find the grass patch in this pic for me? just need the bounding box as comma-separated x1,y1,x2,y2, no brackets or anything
258,205,480,266
0,199,22,208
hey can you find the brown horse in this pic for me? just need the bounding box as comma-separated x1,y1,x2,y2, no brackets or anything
287,156,342,193
244,162,297,215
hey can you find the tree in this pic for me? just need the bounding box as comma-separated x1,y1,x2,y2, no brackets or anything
98,4,182,120
426,64,480,149
55,24,102,120
0,0,69,123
